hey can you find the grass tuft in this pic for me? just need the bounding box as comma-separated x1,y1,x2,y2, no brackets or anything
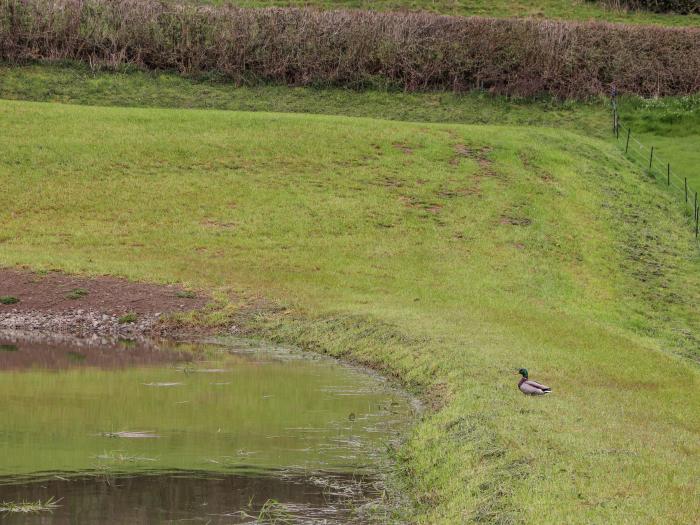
0,296,19,304
238,498,296,524
118,313,138,324
0,497,61,514
66,288,89,299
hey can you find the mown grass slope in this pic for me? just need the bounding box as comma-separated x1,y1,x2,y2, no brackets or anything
2,63,699,191
0,100,699,523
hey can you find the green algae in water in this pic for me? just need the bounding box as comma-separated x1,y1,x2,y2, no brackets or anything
0,339,411,479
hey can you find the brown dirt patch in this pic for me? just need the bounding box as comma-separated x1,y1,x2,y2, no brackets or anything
393,143,414,155
452,144,492,161
372,176,404,188
438,186,482,198
500,216,532,226
398,196,442,214
450,144,496,178
0,269,207,316
519,152,555,183
424,381,452,411
201,219,236,230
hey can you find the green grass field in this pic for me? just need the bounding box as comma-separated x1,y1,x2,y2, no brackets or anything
2,63,698,191
0,98,698,523
617,96,700,192
192,0,700,26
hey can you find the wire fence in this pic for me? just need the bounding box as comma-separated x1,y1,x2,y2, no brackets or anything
611,95,699,240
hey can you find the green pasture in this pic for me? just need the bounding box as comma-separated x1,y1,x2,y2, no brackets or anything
0,99,698,523
2,64,698,189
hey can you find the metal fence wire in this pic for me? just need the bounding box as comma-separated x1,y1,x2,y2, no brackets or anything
611,95,700,239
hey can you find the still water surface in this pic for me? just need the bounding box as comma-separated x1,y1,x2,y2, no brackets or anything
0,332,412,523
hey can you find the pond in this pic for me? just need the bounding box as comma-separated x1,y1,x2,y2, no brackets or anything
0,331,414,523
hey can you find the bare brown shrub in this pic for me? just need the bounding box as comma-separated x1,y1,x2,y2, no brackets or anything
1,0,699,99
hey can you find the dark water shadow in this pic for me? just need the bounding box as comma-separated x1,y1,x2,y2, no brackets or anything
0,470,379,524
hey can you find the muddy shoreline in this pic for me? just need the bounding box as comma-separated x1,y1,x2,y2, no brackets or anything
0,309,165,338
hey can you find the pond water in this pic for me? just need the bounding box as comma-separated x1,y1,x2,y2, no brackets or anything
0,332,413,523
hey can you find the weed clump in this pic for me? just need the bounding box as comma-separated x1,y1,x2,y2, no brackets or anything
0,296,19,305
118,312,138,324
0,497,61,514
66,288,88,300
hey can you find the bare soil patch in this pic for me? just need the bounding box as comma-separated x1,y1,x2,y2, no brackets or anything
0,269,206,314
393,143,414,155
398,196,442,214
438,186,482,198
0,269,208,337
500,216,532,226
451,144,495,172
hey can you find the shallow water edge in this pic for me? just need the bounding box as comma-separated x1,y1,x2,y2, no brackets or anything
0,330,416,523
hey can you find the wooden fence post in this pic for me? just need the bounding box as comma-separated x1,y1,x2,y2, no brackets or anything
625,128,631,154
649,147,654,176
612,108,615,134
685,177,688,203
667,164,670,186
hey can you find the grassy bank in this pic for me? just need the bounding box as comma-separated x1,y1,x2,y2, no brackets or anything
0,99,698,522
597,0,698,15
190,0,700,26
2,63,699,190
2,1,699,98
616,96,700,185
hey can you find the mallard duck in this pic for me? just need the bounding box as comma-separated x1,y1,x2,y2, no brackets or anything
518,368,551,395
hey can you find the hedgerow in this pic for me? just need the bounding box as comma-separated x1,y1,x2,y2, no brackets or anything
1,0,698,98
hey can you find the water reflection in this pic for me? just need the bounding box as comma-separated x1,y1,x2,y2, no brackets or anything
0,332,194,370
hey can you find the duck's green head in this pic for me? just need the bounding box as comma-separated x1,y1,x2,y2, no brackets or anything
518,368,528,378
